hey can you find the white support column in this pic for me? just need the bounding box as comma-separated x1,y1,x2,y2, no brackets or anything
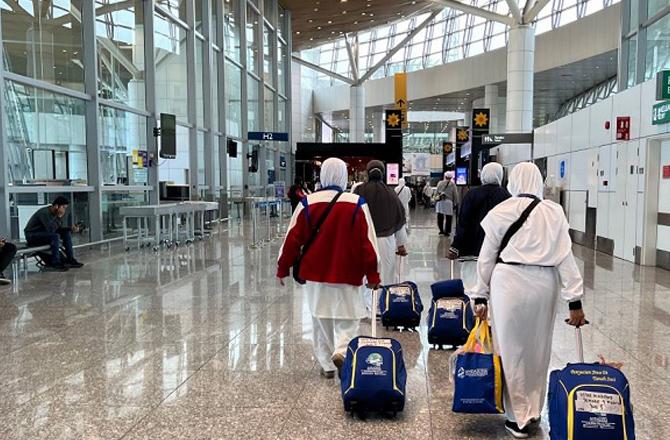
372,112,385,143
505,24,535,162
484,84,499,133
349,85,365,143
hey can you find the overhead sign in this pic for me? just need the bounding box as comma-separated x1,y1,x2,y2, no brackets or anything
652,100,670,125
394,73,408,129
248,131,289,142
616,116,631,140
471,108,490,132
456,127,470,144
481,133,534,145
656,70,670,100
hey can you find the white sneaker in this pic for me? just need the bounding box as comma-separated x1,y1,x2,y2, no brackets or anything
0,276,11,285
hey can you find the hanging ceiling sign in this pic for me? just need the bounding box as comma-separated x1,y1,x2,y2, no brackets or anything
248,132,289,142
481,133,534,146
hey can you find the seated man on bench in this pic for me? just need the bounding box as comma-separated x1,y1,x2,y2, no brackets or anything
0,238,17,285
24,197,84,271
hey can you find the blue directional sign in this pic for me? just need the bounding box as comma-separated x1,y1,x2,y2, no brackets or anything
248,131,289,142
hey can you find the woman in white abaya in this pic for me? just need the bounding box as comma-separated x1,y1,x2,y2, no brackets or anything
470,162,587,439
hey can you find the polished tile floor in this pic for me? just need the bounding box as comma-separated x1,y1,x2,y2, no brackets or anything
1,209,669,439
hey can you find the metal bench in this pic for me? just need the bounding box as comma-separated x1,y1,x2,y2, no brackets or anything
12,244,52,279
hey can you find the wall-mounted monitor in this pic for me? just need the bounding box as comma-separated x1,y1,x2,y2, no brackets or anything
159,113,176,159
386,163,400,185
227,138,237,158
248,146,259,173
455,167,468,186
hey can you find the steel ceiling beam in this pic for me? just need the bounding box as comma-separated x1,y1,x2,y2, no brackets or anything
358,9,441,84
427,0,515,25
505,0,524,23
291,55,355,85
344,33,359,83
523,0,552,22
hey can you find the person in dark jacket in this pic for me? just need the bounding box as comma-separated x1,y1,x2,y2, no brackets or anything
447,162,510,291
24,197,84,271
288,177,308,211
0,238,17,285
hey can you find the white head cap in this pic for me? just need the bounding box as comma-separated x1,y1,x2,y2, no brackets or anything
507,162,544,199
398,177,406,186
320,157,348,190
480,162,504,185
445,171,454,179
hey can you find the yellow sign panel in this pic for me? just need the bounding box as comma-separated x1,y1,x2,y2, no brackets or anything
394,73,407,129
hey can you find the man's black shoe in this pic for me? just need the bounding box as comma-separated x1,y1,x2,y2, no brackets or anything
64,259,84,268
46,264,69,272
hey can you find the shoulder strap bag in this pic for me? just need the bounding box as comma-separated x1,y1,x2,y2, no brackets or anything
496,195,541,264
293,191,344,285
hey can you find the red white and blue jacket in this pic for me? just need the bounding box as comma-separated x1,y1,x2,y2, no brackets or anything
277,189,381,286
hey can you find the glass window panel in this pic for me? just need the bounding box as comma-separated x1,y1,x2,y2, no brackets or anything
102,191,148,239
278,5,288,41
247,5,260,73
627,35,638,87
264,88,274,131
96,0,145,109
2,0,84,92
490,32,506,50
648,0,668,17
195,0,203,33
535,16,552,35
212,0,221,42
99,106,147,186
560,6,578,25
3,81,88,185
278,41,287,95
197,131,205,185
247,75,260,131
157,0,187,22
160,123,190,183
425,51,442,67
471,23,485,41
213,135,221,192
224,0,241,61
278,97,287,132
154,13,188,122
195,38,205,127
225,60,242,137
264,0,275,24
263,24,274,85
213,52,220,131
645,14,670,80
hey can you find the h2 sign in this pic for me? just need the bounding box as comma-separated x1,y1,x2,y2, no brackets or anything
248,131,289,142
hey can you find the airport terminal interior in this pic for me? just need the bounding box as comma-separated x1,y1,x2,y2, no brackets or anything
0,0,670,438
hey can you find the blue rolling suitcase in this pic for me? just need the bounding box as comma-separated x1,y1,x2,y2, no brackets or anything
341,289,407,416
427,261,475,349
378,281,423,330
548,328,635,440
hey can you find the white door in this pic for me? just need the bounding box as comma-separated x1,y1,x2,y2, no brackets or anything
612,143,628,259
623,142,639,262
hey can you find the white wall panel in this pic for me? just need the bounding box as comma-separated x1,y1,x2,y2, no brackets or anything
556,117,572,155
570,109,590,152
569,149,589,191
659,140,670,213
658,226,670,252
569,191,587,232
588,99,613,147
596,192,611,238
587,148,599,208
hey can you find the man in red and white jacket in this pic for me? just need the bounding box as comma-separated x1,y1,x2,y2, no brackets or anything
277,158,380,379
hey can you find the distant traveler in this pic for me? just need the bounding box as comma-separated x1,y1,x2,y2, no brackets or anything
277,158,380,379
447,162,511,292
422,181,432,208
394,177,412,234
354,160,408,310
0,237,17,285
435,171,459,235
288,177,308,211
470,162,586,438
24,197,84,271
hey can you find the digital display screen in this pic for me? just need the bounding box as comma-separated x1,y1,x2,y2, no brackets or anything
386,163,400,185
159,113,176,159
455,167,468,186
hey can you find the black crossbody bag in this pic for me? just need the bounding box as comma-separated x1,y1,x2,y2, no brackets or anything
496,195,542,264
293,191,344,285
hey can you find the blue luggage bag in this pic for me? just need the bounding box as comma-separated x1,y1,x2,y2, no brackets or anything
378,281,423,330
341,290,407,416
548,328,635,440
427,267,475,349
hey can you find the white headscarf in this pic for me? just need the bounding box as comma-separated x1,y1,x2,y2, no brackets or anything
507,162,544,199
445,171,454,179
480,162,503,185
320,158,348,190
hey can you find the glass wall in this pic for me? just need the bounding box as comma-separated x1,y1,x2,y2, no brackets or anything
307,0,620,86
0,0,291,241
623,0,670,87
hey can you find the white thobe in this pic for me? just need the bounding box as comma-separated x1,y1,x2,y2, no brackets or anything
306,282,367,372
395,185,412,233
364,226,409,312
470,197,584,429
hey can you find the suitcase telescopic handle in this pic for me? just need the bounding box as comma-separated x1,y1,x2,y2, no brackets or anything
371,288,379,338
575,327,584,363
